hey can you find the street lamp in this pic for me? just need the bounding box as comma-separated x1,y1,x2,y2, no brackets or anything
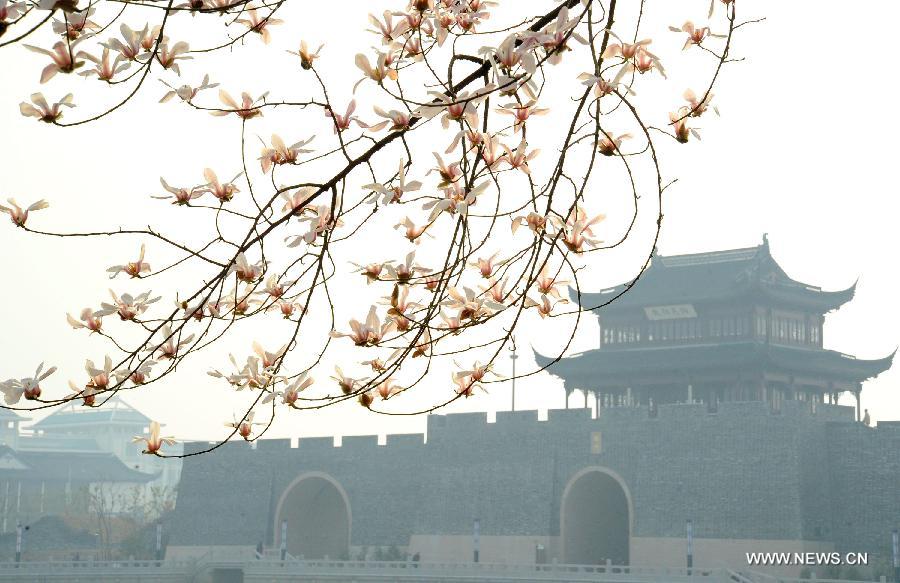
509,336,518,412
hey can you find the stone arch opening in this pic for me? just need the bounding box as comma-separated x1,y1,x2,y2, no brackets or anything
275,473,351,560
561,467,631,565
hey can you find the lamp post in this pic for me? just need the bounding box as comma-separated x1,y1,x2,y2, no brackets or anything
686,519,693,572
15,520,22,564
509,336,518,412
473,518,480,563
892,528,898,583
155,522,162,562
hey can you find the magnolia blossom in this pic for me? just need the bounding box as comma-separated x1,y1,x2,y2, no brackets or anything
443,286,504,321
272,300,303,319
330,366,362,395
423,181,488,220
156,324,195,360
480,34,536,73
576,72,634,99
351,262,384,284
382,251,431,283
429,153,463,188
103,24,151,64
537,6,587,63
68,380,98,406
106,244,151,278
535,265,570,299
261,274,295,299
263,374,313,407
511,212,548,235
84,355,116,390
376,379,401,400
285,202,341,246
364,159,422,205
204,169,241,203
98,289,160,320
133,421,176,455
481,277,509,304
280,186,316,214
0,198,48,226
0,0,25,23
453,373,487,398
683,88,718,117
330,306,395,346
288,40,323,69
354,52,398,89
1,363,56,405
497,100,549,133
25,38,86,83
368,107,413,132
395,217,429,243
471,252,500,278
561,206,606,253
155,40,191,74
209,354,257,389
454,360,502,384
80,48,127,82
669,21,718,50
51,6,97,39
19,93,75,123
670,107,700,143
226,411,264,440
260,134,314,174
367,10,405,44
231,253,263,283
213,90,266,119
66,307,103,332
237,7,283,44
422,89,493,129
35,0,81,11
597,132,632,156
480,133,506,169
412,328,434,357
160,74,218,104
325,100,360,133
708,0,735,18
384,283,419,332
525,293,565,318
152,177,205,205
601,36,652,61
252,341,287,369
358,391,375,408
503,137,540,174
120,360,155,385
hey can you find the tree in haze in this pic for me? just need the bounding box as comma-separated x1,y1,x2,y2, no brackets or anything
0,0,758,456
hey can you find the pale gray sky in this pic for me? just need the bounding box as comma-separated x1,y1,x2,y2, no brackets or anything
1,0,898,445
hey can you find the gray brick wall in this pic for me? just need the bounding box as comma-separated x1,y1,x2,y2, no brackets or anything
168,402,899,562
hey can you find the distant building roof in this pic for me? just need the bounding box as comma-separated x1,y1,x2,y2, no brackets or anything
577,238,856,313
536,342,895,389
0,445,156,484
27,395,151,432
0,408,27,422
15,435,105,453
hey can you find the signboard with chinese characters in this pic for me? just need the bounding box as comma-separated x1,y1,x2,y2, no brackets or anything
644,304,698,320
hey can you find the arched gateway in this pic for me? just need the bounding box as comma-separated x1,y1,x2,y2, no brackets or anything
274,472,351,560
561,467,632,565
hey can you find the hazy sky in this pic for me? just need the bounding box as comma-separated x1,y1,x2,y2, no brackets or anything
1,0,898,445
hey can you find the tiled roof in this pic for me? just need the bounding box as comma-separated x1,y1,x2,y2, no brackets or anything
0,445,156,483
27,395,150,431
576,240,856,313
535,342,895,387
